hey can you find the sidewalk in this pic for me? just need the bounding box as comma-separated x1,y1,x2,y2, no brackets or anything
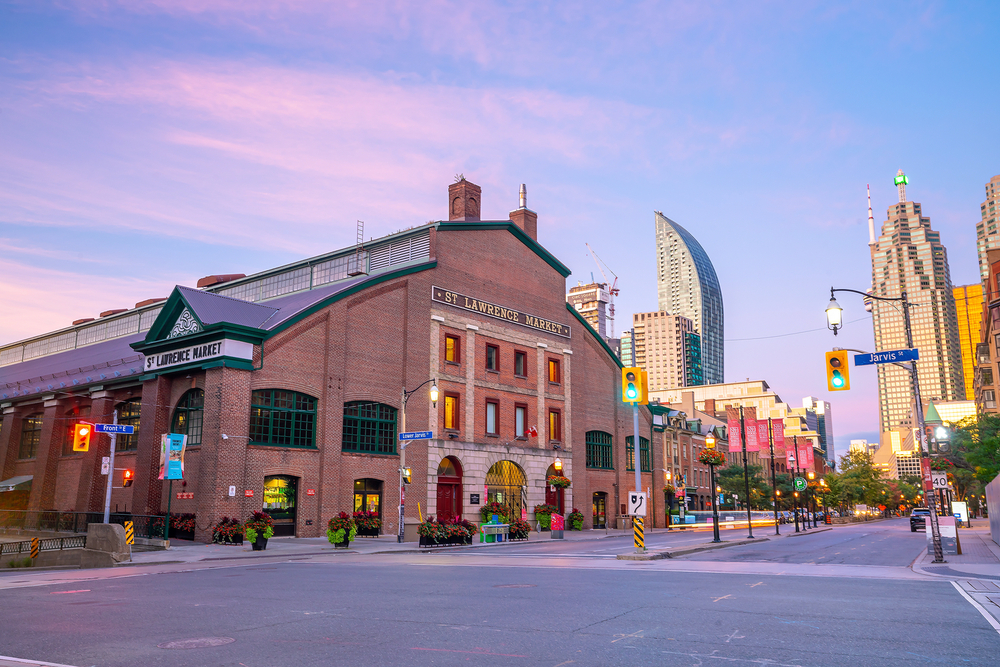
126,527,617,565
912,525,1000,580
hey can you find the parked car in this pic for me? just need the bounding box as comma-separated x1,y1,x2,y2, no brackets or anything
910,508,931,532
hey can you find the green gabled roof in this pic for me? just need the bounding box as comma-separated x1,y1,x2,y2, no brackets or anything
925,400,941,424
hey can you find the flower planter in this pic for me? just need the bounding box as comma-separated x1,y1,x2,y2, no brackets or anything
171,529,195,542
251,535,268,551
214,535,244,546
418,534,472,548
355,527,380,538
333,539,351,549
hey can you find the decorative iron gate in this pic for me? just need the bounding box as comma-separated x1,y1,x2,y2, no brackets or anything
485,460,526,520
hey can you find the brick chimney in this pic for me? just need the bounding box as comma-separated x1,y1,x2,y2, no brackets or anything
509,183,537,241
448,176,481,221
704,398,716,416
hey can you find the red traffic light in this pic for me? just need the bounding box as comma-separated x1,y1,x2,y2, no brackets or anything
72,423,93,452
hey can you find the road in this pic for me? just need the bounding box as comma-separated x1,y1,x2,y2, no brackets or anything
0,519,996,666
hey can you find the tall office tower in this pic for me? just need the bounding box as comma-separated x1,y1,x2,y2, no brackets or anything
976,175,1000,282
567,282,610,338
631,311,702,391
802,397,834,463
954,283,984,400
620,330,633,366
870,171,964,433
654,211,724,384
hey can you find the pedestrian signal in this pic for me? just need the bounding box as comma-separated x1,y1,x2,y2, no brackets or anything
122,469,135,487
402,467,412,484
825,350,850,391
73,423,93,452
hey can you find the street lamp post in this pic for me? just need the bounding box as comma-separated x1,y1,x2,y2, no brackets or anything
807,471,817,528
704,433,722,543
398,379,439,543
826,287,944,562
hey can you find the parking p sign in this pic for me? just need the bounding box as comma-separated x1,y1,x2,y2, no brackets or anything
627,492,647,517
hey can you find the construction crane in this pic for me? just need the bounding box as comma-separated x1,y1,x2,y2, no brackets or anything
585,243,620,335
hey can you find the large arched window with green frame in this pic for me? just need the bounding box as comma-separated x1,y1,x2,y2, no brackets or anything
171,389,204,446
250,389,317,448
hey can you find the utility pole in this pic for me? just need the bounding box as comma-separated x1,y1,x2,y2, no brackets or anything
739,407,753,539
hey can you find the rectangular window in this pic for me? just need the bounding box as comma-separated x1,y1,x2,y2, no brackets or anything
515,351,527,377
626,436,651,472
342,401,397,454
982,367,994,386
585,431,613,469
486,400,498,434
515,404,526,437
984,389,997,410
445,335,460,364
486,344,499,372
548,358,561,384
444,394,460,430
19,414,43,459
549,409,561,441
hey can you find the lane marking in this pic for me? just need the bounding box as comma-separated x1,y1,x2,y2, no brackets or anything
748,582,764,587
712,595,732,602
412,647,528,657
951,580,1000,635
611,630,645,643
50,590,90,595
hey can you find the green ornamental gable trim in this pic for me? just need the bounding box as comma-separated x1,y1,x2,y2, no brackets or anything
140,288,207,344
263,260,438,340
436,221,571,278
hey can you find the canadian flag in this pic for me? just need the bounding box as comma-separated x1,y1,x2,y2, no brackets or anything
526,426,538,437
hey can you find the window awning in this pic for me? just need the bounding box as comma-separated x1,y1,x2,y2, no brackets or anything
0,475,32,492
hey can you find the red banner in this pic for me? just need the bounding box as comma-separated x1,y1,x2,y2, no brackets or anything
758,420,770,452
806,445,815,469
773,421,784,449
726,407,740,450
785,449,796,468
744,408,758,452
921,458,933,492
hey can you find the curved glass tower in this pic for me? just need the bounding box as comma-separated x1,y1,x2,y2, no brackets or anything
654,211,724,384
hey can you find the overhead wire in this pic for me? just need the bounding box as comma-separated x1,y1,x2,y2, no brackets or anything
725,316,870,342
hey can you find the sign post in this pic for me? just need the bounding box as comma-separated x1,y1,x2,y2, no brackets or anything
100,411,120,524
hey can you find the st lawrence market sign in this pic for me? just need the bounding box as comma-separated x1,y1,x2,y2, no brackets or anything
143,339,253,371
432,286,571,338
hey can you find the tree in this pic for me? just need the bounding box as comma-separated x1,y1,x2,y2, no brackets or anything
952,414,1000,484
835,450,886,510
716,464,771,510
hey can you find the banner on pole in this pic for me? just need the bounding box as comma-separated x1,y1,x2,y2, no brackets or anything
744,407,758,452
726,407,740,447
786,449,796,468
773,421,784,449
158,433,187,480
757,420,770,453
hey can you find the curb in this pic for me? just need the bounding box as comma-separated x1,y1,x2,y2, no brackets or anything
786,527,833,537
617,537,770,561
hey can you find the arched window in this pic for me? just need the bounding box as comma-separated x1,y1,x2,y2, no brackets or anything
19,414,42,459
585,431,613,469
250,389,317,448
626,435,651,472
342,402,397,454
115,399,142,452
171,389,204,446
485,460,526,520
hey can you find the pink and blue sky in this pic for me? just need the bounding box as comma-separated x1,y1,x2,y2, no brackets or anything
2,1,997,448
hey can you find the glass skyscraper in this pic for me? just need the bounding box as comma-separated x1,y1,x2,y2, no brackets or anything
654,211,724,384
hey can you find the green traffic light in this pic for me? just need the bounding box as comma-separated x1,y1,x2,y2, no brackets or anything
626,385,637,399
832,371,844,388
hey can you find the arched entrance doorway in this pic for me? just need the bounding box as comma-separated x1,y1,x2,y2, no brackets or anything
485,460,526,521
436,456,463,522
263,475,298,537
354,479,383,521
593,492,607,529
544,463,565,514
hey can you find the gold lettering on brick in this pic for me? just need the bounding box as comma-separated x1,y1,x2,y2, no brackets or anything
431,286,570,338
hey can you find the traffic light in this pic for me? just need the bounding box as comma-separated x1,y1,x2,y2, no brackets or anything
621,367,648,404
402,467,412,484
72,422,93,452
122,469,134,487
825,350,850,391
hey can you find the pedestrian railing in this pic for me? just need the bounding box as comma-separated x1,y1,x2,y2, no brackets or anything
0,510,166,539
0,535,86,556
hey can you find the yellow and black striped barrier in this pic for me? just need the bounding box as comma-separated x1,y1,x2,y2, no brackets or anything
124,521,134,546
633,517,645,550
30,537,39,559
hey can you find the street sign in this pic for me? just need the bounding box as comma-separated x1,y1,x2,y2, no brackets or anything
794,477,806,491
627,491,648,516
854,348,919,366
931,473,948,490
101,457,110,475
399,431,432,441
94,424,135,434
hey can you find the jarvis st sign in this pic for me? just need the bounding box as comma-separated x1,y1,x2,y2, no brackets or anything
432,286,571,338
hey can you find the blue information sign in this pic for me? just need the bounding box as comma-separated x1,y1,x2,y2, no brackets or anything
854,348,919,366
94,424,135,434
399,431,433,441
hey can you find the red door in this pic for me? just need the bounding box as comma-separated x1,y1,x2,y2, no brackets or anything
545,486,565,515
436,479,462,521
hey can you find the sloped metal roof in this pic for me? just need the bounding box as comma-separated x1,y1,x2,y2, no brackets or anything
177,286,278,329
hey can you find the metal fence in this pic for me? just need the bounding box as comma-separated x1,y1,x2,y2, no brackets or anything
1,535,86,556
0,511,166,539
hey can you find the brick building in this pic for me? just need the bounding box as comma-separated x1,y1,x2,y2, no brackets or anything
0,178,675,539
